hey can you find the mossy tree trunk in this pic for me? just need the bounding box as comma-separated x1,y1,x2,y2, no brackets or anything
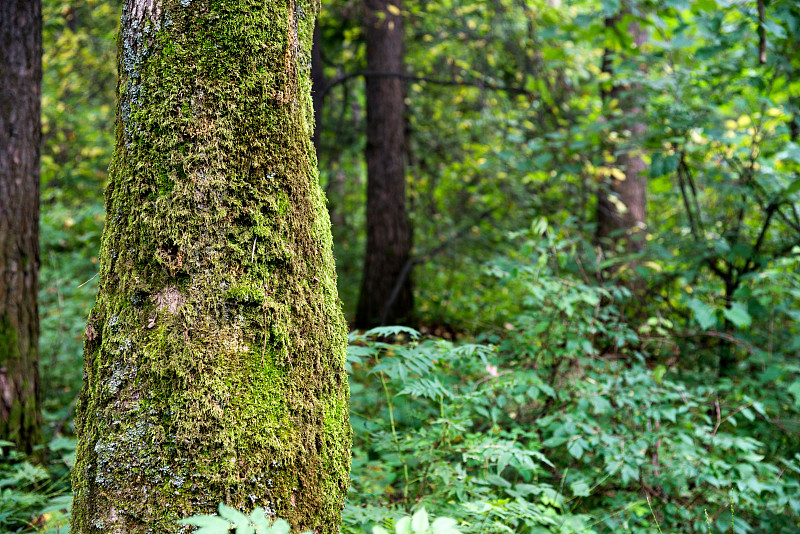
0,0,43,455
71,1,350,532
596,12,648,255
356,0,413,328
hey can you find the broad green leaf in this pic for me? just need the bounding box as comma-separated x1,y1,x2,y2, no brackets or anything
411,508,429,534
431,517,461,534
570,479,591,497
396,517,413,534
177,515,231,533
687,298,717,330
567,438,584,459
373,527,391,534
787,382,800,408
219,504,249,527
784,178,800,197
249,508,270,531
723,302,751,328
269,519,291,534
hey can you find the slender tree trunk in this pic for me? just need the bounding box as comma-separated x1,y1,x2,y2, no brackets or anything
356,0,413,328
71,1,350,532
596,15,648,254
0,0,43,455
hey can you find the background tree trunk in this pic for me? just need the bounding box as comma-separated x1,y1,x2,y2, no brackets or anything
71,1,350,532
356,0,414,328
596,15,648,254
0,0,43,455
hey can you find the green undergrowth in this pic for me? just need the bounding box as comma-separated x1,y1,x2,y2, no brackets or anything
14,222,799,534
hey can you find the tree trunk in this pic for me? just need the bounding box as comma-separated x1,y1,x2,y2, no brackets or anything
71,2,350,532
596,15,648,254
356,0,413,328
0,0,43,455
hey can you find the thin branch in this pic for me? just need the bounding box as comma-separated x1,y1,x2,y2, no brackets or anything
674,330,759,356
318,70,532,100
742,202,777,275
676,153,699,240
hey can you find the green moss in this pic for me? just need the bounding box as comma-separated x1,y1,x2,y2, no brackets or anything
72,1,350,532
225,283,266,304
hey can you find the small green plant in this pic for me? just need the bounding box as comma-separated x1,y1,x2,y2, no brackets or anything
372,508,461,534
178,504,310,534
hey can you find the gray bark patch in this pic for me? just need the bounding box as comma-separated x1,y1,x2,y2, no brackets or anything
152,286,185,315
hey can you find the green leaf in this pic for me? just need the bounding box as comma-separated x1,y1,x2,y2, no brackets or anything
431,517,461,534
364,325,421,339
268,519,291,534
653,365,666,385
177,515,231,534
411,508,429,534
687,298,717,330
570,479,591,497
219,504,249,527
373,527,391,534
723,302,751,328
396,517,413,534
784,178,800,197
567,438,584,459
249,508,270,532
787,381,800,408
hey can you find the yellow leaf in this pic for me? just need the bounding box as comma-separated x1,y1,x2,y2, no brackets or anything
610,168,626,181
386,4,400,15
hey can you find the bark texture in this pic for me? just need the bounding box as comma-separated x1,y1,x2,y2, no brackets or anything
0,0,43,454
596,16,648,253
356,0,413,328
71,1,350,532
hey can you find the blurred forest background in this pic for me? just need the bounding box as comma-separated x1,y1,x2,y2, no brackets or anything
3,0,800,532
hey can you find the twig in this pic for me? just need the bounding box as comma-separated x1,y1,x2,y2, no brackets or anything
318,70,533,100
77,271,100,288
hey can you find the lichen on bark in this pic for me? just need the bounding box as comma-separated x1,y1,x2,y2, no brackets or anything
71,1,351,532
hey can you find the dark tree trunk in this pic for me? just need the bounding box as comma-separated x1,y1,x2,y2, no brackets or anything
596,16,648,254
0,0,43,455
71,1,350,532
356,0,413,328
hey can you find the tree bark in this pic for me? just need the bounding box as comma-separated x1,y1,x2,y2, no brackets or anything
596,15,648,254
0,0,43,455
356,0,413,328
71,1,350,532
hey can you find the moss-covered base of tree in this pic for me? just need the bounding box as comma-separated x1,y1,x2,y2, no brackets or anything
71,1,350,532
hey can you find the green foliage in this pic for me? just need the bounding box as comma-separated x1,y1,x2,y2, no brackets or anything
0,438,74,533
178,504,311,534
372,508,461,534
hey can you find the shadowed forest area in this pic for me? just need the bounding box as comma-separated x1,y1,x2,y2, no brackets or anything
1,0,799,532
